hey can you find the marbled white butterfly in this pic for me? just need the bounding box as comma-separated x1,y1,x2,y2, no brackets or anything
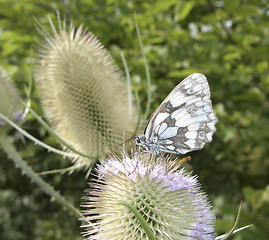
135,73,218,155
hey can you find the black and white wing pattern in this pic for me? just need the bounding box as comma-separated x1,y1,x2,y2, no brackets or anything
135,73,218,155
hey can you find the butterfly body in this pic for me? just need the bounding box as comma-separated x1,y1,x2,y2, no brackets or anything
135,73,218,155
135,135,164,154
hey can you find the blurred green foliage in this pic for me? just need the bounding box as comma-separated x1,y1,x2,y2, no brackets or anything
0,0,268,239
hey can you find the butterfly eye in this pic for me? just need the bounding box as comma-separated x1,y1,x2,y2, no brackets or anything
198,131,205,139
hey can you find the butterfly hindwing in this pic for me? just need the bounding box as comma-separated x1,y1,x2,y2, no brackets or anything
144,73,218,154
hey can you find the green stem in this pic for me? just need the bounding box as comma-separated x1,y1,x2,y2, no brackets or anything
24,105,95,159
120,50,133,118
120,50,141,135
0,129,88,222
134,13,152,121
119,202,156,240
0,112,76,158
215,201,252,240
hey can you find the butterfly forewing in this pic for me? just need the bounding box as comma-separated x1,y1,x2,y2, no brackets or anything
144,73,218,154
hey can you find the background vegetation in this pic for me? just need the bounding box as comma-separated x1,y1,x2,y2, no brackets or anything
0,0,268,239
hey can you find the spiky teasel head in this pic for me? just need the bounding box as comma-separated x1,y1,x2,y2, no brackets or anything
35,18,137,168
81,147,215,240
0,68,23,127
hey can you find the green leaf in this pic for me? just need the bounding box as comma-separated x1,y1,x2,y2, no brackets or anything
151,0,178,13
243,186,269,211
235,4,262,18
168,69,200,78
224,0,240,12
177,2,195,21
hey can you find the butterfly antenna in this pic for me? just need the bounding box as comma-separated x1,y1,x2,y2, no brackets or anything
107,128,136,138
107,129,137,153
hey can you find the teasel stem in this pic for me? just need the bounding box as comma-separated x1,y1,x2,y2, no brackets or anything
0,129,87,222
134,13,152,121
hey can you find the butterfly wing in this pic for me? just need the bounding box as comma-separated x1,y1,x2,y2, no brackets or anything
144,73,218,154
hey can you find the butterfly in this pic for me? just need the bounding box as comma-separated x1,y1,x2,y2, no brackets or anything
135,73,218,155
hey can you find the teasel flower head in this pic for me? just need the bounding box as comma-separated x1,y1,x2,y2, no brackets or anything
81,147,216,240
35,18,137,168
0,67,23,127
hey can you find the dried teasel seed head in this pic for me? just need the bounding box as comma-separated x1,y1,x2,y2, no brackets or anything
0,67,23,127
35,19,137,168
